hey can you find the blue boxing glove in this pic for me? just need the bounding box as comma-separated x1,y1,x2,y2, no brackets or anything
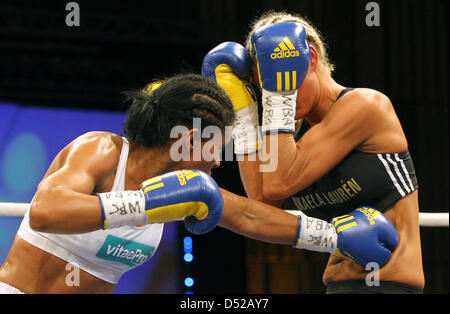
293,206,398,267
250,22,311,133
98,170,223,234
332,206,399,267
202,42,261,155
202,41,253,101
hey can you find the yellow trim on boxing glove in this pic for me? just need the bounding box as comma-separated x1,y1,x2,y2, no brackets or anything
334,247,345,258
215,64,255,111
146,201,209,224
334,247,356,261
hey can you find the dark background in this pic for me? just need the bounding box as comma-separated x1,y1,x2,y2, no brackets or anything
0,0,448,293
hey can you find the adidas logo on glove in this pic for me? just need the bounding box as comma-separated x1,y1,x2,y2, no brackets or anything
270,37,300,59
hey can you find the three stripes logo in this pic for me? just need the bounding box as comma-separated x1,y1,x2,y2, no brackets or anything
332,214,358,233
141,170,200,193
142,176,165,193
357,206,381,225
377,153,415,198
332,207,381,233
270,37,300,59
175,170,200,186
270,37,300,91
276,71,297,92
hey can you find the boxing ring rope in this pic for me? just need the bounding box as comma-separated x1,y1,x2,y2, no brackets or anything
285,210,449,227
0,203,30,217
0,202,448,227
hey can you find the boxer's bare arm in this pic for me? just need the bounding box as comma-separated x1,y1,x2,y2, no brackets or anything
219,188,298,244
261,90,406,200
29,132,120,234
238,156,283,207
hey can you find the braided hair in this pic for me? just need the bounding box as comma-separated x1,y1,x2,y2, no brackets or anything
123,73,235,148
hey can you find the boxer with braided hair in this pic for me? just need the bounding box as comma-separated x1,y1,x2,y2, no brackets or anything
0,73,235,293
0,72,399,294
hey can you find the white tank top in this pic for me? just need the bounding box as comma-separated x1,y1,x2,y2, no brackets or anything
17,137,164,284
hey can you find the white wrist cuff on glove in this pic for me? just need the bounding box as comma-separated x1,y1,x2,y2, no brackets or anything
261,89,297,133
292,211,338,254
98,190,147,229
233,102,262,155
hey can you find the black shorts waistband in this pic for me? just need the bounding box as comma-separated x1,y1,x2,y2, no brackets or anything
326,280,423,294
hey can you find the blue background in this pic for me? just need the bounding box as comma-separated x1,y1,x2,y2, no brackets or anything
0,102,178,293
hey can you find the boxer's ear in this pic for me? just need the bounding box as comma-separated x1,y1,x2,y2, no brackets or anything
188,128,201,152
308,45,319,72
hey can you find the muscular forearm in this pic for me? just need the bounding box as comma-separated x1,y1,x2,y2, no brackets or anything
218,189,298,244
237,133,300,202
238,156,261,199
238,155,283,207
29,186,103,234
261,133,303,199
219,188,400,268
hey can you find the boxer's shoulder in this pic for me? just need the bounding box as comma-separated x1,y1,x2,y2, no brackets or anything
68,131,121,156
329,88,392,125
335,88,391,110
60,132,122,176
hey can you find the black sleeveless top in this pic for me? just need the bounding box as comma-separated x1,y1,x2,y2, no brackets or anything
291,88,419,221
